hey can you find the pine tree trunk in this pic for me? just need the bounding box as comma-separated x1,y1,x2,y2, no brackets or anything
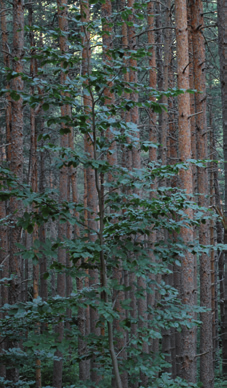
53,1,69,386
209,114,218,368
28,5,42,386
187,7,198,348
147,0,158,360
0,0,9,314
39,119,48,302
217,0,227,376
37,20,47,305
0,0,11,162
161,0,172,372
167,40,179,379
0,144,8,380
190,1,214,385
7,0,24,383
175,0,196,381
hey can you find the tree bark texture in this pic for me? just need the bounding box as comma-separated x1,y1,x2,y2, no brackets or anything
217,0,227,376
190,0,214,385
6,0,24,383
175,0,196,382
53,1,69,386
147,0,158,359
0,0,11,162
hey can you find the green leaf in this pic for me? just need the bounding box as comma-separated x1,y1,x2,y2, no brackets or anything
43,103,50,111
10,91,20,101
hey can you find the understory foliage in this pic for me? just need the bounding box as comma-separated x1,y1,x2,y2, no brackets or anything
0,1,221,387
0,162,210,388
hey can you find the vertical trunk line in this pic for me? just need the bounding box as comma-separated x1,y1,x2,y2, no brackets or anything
175,0,196,381
190,1,214,385
80,0,100,383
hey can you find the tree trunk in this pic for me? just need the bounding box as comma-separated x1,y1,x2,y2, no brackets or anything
128,1,147,385
190,1,214,385
147,0,158,361
39,121,48,303
161,0,172,373
209,113,218,369
217,0,227,376
53,1,69,386
28,5,42,387
7,0,24,383
102,1,128,386
81,0,100,383
0,141,8,381
175,0,196,381
0,0,11,163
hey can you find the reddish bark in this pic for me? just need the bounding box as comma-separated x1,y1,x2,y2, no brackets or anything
9,0,24,303
147,1,159,361
209,116,218,367
53,1,69,386
39,120,48,302
6,0,24,383
190,1,214,385
28,5,42,387
122,0,132,171
0,0,11,162
0,0,9,312
175,0,196,381
0,141,8,380
162,0,171,167
217,0,227,376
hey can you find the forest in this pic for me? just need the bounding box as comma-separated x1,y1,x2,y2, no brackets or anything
0,0,226,387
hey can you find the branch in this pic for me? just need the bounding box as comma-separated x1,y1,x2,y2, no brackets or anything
188,111,203,119
0,143,11,148
135,26,175,39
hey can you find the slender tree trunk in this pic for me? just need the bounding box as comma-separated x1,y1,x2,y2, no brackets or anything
70,133,89,380
28,5,42,386
187,7,198,359
0,0,9,328
167,39,179,379
190,1,214,385
7,0,24,383
217,0,227,376
53,1,69,386
161,0,172,373
38,27,48,304
161,0,171,167
155,2,163,150
209,114,218,368
175,0,196,381
8,0,24,303
0,143,8,380
128,1,148,385
80,0,100,383
0,7,10,359
147,0,158,361
0,0,11,163
153,4,163,359
102,2,128,386
39,122,48,303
